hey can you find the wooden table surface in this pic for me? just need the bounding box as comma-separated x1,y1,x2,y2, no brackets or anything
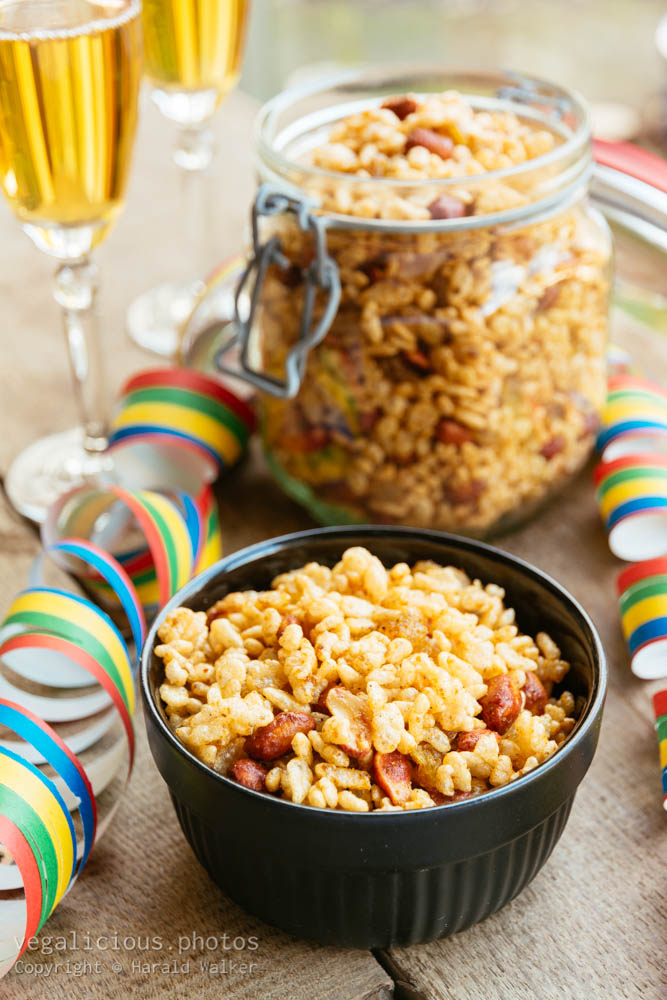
0,91,665,1000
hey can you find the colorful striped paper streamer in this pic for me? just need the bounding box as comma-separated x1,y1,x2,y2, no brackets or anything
108,368,256,482
0,484,225,966
617,559,667,679
0,543,143,968
0,361,249,974
598,374,667,460
594,453,667,561
44,486,203,612
653,690,667,810
46,486,222,618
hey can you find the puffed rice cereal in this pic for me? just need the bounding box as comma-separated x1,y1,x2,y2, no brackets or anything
155,547,578,811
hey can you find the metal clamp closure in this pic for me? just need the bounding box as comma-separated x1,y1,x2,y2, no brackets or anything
215,183,341,398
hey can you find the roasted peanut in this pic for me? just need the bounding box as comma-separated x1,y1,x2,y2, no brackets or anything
245,711,315,761
428,788,473,805
405,127,454,160
455,728,501,752
401,349,432,372
540,436,566,460
537,281,563,312
231,758,267,791
479,674,522,734
427,194,466,219
436,418,474,445
373,750,413,805
312,680,338,714
381,95,417,121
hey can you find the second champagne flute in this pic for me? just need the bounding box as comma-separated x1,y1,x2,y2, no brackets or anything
126,0,250,357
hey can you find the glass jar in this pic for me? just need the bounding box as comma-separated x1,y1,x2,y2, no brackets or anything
211,69,614,535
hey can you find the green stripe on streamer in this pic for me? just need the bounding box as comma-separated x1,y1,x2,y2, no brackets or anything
0,785,57,929
656,715,667,743
596,465,667,497
619,575,667,612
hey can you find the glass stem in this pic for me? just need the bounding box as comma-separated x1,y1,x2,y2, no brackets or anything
174,122,215,278
53,257,108,454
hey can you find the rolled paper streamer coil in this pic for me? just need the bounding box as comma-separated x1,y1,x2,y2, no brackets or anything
594,454,667,560
108,367,256,483
652,689,667,810
43,485,199,611
598,375,667,460
45,486,222,618
618,559,667,679
0,544,142,973
0,370,240,976
0,702,96,874
0,365,241,975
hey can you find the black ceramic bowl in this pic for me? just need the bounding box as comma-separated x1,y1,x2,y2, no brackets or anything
141,526,606,948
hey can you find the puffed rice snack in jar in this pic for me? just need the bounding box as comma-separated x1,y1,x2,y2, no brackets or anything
220,69,612,535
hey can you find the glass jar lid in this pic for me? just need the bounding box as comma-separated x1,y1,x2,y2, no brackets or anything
255,66,593,232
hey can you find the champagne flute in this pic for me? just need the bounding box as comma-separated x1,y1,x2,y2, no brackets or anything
0,0,142,523
125,0,250,357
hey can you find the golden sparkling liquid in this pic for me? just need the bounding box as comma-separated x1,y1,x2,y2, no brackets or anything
142,0,248,104
0,0,141,241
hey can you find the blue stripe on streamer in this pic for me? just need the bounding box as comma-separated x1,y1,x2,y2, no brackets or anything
597,419,667,451
627,617,667,656
173,492,202,565
607,496,667,530
0,704,95,873
107,425,225,470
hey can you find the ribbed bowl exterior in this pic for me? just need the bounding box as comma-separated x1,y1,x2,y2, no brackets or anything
141,527,606,948
170,791,573,947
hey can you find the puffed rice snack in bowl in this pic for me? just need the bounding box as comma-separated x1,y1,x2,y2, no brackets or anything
141,526,606,947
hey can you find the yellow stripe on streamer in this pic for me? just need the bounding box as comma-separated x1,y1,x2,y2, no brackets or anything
620,594,667,638
195,501,223,574
114,402,245,467
597,474,667,521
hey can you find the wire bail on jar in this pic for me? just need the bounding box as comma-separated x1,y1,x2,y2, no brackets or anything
215,183,341,398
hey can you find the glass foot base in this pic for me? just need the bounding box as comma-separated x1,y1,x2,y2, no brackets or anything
5,428,113,524
126,279,205,358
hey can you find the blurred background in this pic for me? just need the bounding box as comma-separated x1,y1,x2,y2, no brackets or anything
240,0,667,149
